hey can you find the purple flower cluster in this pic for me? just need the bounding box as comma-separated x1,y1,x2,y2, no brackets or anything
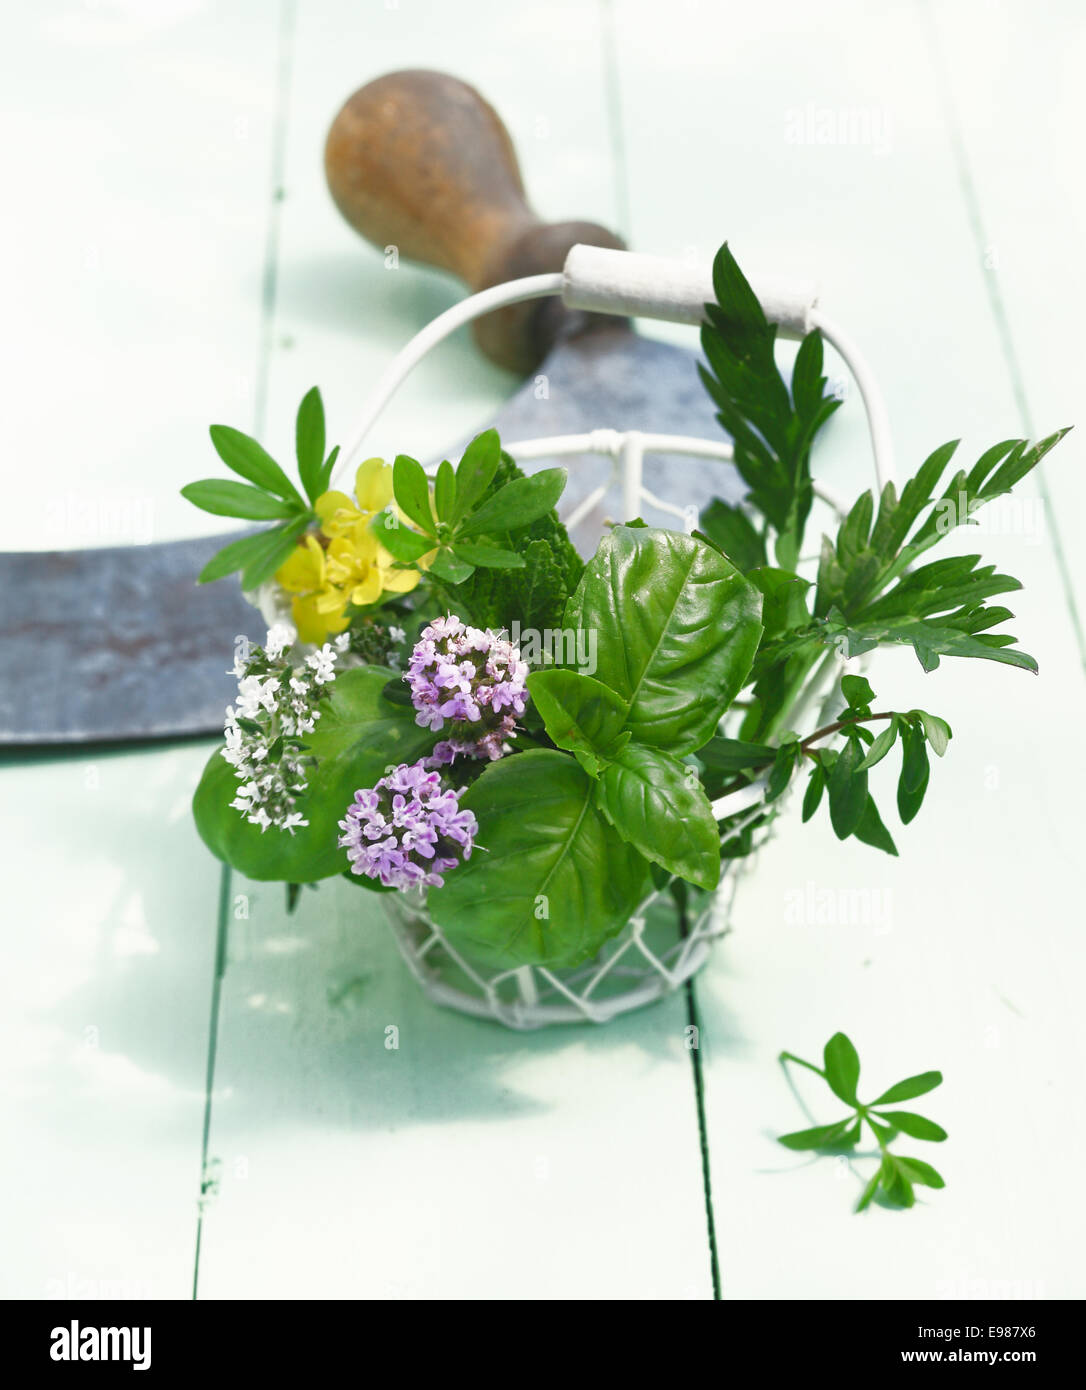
338,760,478,890
404,615,529,763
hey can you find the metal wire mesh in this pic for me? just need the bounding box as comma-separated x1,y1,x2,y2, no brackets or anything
383,800,773,1028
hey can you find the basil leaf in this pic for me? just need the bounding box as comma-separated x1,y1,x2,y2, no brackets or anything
456,467,567,539
823,1031,861,1105
564,525,762,754
295,387,326,502
428,750,649,969
181,480,300,521
208,423,303,504
526,669,630,777
595,744,721,890
392,454,436,536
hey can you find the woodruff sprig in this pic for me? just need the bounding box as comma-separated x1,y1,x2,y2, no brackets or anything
779,1032,947,1211
696,673,951,855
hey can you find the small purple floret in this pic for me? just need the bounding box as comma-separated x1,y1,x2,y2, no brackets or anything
403,615,528,762
338,760,478,890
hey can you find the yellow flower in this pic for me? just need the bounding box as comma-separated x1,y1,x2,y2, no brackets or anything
315,457,394,538
275,534,350,644
324,523,385,608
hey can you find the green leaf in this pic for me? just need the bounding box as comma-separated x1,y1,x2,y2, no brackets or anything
434,460,456,521
451,541,526,569
765,741,799,803
699,247,840,564
428,750,649,969
778,1120,855,1151
853,794,898,856
823,1032,861,1105
427,548,475,583
857,716,898,770
696,736,777,774
197,529,271,584
917,709,952,756
747,567,812,638
897,723,930,824
181,480,300,521
371,508,434,563
801,760,825,822
564,525,763,754
855,1167,882,1213
595,744,721,890
209,423,305,504
698,498,768,573
828,735,868,839
295,388,326,502
870,1071,943,1105
866,1113,896,1146
526,669,630,776
894,1155,946,1189
840,673,875,710
392,454,436,536
873,1110,947,1142
451,453,584,634
192,667,435,881
457,467,568,539
239,516,312,591
881,1156,916,1208
450,429,501,524
317,445,340,494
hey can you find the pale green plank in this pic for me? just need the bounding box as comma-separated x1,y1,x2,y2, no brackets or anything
923,0,1086,654
0,0,283,549
614,0,1086,1297
0,0,286,1296
196,876,712,1299
0,744,222,1298
196,0,715,1299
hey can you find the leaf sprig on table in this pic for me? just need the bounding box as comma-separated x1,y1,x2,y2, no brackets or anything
779,1032,947,1211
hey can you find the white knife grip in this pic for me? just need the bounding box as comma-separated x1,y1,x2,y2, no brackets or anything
561,244,819,338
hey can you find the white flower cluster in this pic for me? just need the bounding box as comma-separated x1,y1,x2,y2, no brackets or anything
221,624,348,834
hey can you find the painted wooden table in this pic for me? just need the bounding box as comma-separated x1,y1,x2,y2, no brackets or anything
3,0,1083,1300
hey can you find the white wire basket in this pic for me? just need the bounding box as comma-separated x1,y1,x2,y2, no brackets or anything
334,251,893,1028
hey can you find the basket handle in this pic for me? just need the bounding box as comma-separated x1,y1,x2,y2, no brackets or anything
325,69,624,374
562,245,820,339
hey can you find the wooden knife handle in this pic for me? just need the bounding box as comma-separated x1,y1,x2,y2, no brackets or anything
324,69,625,373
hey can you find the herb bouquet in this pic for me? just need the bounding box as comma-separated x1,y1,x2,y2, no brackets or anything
185,245,1065,1027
